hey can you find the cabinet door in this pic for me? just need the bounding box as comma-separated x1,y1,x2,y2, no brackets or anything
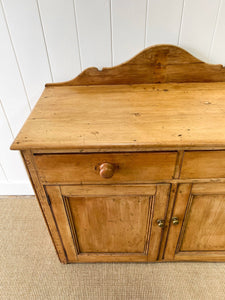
45,184,170,263
164,183,225,261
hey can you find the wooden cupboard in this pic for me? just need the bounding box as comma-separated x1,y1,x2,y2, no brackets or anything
164,183,225,261
11,45,225,263
45,184,170,262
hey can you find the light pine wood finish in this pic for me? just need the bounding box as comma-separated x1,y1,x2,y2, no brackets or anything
180,151,225,179
164,183,225,261
10,82,225,151
10,45,225,152
45,45,225,86
21,150,67,263
33,152,177,184
45,184,170,263
11,45,225,263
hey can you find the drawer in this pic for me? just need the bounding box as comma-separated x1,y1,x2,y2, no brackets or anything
180,151,225,179
34,152,177,184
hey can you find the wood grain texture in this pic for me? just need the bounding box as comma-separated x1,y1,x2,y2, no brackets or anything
163,184,192,260
45,184,170,263
61,184,156,197
33,152,176,184
69,194,150,253
180,151,225,179
159,183,178,260
147,184,171,261
172,251,225,262
10,45,225,263
192,182,225,194
173,151,184,179
4,1,225,195
181,194,225,251
45,185,78,262
164,182,225,261
10,82,225,151
21,150,67,263
45,45,225,86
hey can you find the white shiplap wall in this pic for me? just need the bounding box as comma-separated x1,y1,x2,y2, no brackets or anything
1,0,225,195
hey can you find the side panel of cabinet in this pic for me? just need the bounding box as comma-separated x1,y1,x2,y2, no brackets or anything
45,184,170,263
164,183,225,261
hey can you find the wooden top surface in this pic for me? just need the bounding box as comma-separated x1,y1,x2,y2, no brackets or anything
11,82,225,151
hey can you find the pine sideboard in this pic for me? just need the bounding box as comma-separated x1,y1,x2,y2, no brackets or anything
11,45,225,263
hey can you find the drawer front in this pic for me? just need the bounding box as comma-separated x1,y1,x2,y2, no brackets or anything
34,152,177,184
180,151,225,179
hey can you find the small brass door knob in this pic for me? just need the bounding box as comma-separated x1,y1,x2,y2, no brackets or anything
157,219,165,228
172,217,179,225
99,163,115,178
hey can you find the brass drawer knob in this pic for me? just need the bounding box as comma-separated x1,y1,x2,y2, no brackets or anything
172,217,179,225
157,219,165,228
99,163,115,178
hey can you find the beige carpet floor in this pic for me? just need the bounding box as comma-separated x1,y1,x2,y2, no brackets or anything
0,196,225,300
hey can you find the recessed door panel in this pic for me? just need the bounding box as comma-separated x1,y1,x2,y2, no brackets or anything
46,184,170,263
67,195,151,253
164,183,225,261
181,194,225,251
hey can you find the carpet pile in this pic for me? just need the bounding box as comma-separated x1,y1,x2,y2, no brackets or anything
0,196,224,299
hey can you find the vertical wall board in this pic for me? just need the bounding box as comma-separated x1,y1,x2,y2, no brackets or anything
1,0,52,107
209,0,225,65
0,163,6,182
0,103,30,183
111,0,147,66
179,0,221,62
38,0,81,82
146,0,183,47
74,0,112,70
0,3,30,136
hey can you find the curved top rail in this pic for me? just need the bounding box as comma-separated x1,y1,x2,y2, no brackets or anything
46,44,225,87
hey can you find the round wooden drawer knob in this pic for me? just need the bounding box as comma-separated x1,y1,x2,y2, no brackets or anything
99,163,115,178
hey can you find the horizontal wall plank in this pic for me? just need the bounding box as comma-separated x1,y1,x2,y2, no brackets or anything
146,0,183,46
179,0,221,62
111,0,147,66
0,2,30,136
38,0,81,82
75,0,112,70
2,0,52,107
